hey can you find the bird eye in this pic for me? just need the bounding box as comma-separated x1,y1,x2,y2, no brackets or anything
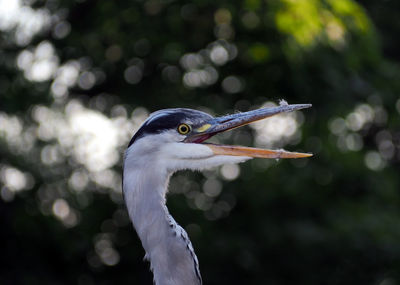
177,123,191,135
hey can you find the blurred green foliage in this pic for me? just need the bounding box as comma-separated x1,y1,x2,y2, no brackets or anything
1,0,400,284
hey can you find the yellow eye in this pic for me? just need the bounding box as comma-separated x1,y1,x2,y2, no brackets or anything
177,123,191,135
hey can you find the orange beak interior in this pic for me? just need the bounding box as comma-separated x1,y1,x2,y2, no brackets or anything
206,144,312,159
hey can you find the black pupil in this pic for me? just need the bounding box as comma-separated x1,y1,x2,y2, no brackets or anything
180,125,188,133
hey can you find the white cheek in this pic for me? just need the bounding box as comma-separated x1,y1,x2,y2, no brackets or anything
161,143,252,172
191,155,251,171
164,143,214,159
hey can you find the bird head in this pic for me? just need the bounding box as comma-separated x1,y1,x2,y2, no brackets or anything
124,104,312,173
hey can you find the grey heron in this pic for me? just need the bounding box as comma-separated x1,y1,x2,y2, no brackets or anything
123,103,312,285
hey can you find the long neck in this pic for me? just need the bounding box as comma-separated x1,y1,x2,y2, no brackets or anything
123,164,202,285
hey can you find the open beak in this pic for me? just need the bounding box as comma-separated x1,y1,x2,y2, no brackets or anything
185,103,313,159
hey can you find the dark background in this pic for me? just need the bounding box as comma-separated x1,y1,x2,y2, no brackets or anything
1,0,400,284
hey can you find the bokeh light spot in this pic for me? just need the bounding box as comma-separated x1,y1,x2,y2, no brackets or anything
124,65,143,84
52,198,70,220
364,151,385,171
221,76,244,94
220,164,240,181
210,45,229,66
78,71,96,90
203,178,222,197
53,21,71,39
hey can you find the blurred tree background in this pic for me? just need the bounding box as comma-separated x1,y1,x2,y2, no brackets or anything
1,0,400,284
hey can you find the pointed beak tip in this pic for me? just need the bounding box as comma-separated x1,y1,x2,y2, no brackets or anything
280,151,313,159
295,103,312,110
299,153,313,158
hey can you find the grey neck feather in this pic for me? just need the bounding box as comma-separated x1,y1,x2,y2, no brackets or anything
123,164,202,285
